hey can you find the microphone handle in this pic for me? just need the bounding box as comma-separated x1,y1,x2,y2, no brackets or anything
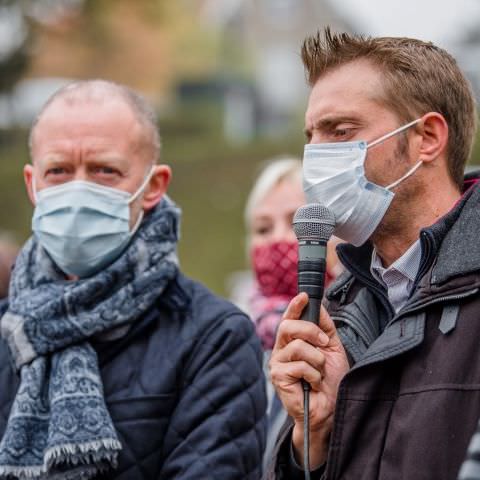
298,256,326,325
298,256,326,393
300,297,322,323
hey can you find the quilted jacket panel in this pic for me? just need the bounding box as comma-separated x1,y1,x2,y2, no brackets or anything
0,273,267,479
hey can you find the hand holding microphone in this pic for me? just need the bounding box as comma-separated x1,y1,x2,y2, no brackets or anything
269,204,350,472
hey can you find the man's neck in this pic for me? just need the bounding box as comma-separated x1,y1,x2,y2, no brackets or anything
372,186,461,268
373,234,419,268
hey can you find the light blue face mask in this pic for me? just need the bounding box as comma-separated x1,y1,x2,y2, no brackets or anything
303,119,422,246
32,168,154,277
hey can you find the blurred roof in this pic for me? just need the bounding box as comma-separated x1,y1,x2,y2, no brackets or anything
0,77,71,128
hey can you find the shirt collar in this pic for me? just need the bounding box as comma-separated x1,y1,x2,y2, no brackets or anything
371,239,422,285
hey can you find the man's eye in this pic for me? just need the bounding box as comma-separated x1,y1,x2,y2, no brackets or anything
46,167,66,175
333,128,349,138
95,167,117,175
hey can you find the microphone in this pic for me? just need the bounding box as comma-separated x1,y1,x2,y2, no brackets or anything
292,203,335,480
292,203,336,324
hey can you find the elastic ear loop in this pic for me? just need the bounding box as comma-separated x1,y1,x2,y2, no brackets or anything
128,165,156,204
386,161,423,190
32,176,38,203
128,165,156,235
367,118,421,149
367,118,424,191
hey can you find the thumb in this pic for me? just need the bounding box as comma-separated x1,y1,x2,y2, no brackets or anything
282,292,309,321
319,304,339,339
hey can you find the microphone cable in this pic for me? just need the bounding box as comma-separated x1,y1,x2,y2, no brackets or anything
303,383,311,480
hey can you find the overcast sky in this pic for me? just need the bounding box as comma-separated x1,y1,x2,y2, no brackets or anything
331,0,480,48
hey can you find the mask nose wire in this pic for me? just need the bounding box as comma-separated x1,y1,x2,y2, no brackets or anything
367,118,422,149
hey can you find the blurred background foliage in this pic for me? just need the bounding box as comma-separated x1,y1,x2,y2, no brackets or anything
0,0,479,295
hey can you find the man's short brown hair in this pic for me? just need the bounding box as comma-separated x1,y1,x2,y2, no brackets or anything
302,28,477,188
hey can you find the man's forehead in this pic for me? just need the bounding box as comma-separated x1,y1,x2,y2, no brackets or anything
32,95,141,145
29,107,147,171
40,92,134,120
30,82,159,165
305,63,388,128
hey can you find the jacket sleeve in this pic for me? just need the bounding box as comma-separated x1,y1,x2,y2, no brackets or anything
264,419,325,480
158,310,268,479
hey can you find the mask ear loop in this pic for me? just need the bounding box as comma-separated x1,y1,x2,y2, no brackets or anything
130,209,145,236
128,165,156,235
367,118,421,149
32,175,39,204
386,160,423,190
366,118,424,191
129,165,156,204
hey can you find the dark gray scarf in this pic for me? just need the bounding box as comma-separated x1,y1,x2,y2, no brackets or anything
0,197,180,479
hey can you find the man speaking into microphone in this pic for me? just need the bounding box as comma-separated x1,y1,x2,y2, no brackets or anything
267,28,480,480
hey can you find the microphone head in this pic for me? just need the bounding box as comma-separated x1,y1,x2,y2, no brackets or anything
292,203,336,242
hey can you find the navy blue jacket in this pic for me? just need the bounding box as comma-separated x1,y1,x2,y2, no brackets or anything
0,273,267,479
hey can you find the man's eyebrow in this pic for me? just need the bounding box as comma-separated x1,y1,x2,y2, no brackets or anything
37,155,67,166
89,155,129,164
304,115,361,137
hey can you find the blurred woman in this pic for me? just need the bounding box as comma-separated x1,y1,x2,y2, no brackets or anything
242,157,342,469
245,157,341,350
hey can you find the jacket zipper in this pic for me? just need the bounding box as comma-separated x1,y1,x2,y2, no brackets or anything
389,287,479,327
339,284,348,305
339,277,355,305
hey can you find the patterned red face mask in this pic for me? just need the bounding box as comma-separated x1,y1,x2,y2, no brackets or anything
252,241,298,298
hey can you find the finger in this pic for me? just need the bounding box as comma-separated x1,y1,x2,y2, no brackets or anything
275,318,329,350
282,293,309,321
271,360,323,391
275,338,326,372
319,304,338,339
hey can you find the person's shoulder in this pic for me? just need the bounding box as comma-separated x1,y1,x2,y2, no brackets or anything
177,273,247,317
172,274,263,381
177,272,251,327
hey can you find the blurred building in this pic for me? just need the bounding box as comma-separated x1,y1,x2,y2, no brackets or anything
198,0,355,142
0,1,174,128
0,0,355,141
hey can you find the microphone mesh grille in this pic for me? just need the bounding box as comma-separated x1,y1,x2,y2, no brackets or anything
292,204,336,241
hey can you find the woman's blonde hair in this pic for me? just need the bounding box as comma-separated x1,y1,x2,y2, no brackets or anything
244,157,302,230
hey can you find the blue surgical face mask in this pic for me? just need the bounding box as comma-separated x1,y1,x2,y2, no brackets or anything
303,119,422,246
32,168,155,277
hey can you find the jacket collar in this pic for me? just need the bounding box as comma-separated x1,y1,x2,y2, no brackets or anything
337,171,480,290
430,177,480,284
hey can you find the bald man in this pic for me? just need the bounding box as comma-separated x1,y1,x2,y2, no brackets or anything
0,80,267,480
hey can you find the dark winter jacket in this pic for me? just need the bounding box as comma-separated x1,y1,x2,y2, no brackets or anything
0,272,267,479
268,174,480,480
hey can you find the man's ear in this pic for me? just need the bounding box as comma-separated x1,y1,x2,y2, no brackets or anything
142,164,172,211
417,112,448,164
24,164,36,206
